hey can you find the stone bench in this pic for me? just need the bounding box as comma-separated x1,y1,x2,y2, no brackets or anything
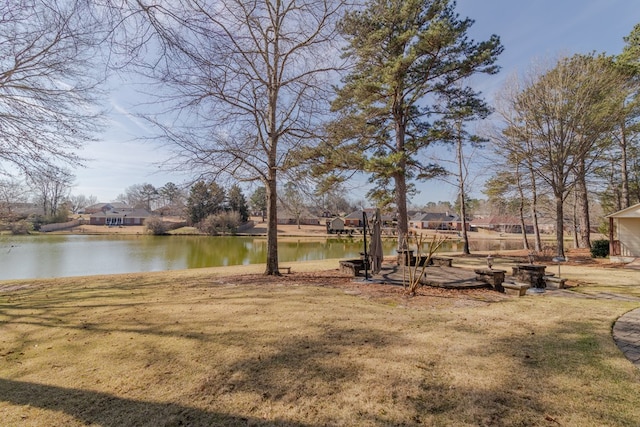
397,250,414,266
503,282,530,296
414,255,429,266
339,259,369,277
512,264,547,288
544,276,567,289
400,254,453,267
431,256,453,267
474,268,506,292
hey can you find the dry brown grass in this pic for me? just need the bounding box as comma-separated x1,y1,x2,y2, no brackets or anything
2,258,640,426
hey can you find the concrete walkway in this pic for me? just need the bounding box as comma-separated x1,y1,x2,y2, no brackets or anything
613,308,640,368
545,289,640,369
371,262,640,369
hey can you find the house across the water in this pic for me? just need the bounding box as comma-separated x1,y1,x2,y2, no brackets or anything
409,212,466,231
87,203,151,226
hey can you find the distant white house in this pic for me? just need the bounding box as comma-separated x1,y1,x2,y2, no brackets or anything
607,203,640,262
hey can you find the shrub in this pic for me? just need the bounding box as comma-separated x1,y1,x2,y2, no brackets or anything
51,208,70,224
199,211,241,235
145,216,170,235
29,214,45,231
10,220,33,235
590,239,609,258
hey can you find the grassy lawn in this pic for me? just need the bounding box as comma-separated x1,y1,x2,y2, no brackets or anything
1,259,640,426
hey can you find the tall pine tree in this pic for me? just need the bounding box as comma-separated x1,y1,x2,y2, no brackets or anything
309,0,502,247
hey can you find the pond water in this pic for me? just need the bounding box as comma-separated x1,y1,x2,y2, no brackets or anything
0,234,526,280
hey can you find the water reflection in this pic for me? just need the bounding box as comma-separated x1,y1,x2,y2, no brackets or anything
0,234,526,280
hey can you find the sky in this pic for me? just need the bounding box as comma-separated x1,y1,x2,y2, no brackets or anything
71,1,640,206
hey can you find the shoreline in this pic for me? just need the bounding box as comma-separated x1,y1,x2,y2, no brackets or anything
39,222,566,241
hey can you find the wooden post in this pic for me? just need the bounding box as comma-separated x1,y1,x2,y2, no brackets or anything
362,211,369,280
609,217,614,256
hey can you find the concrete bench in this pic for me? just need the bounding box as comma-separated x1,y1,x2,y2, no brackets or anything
474,268,506,292
431,256,453,267
339,259,369,277
397,250,414,266
279,266,292,274
512,264,547,288
401,255,453,267
544,276,567,289
503,282,530,296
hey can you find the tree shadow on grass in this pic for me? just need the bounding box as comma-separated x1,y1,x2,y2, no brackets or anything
0,378,312,427
196,324,393,405
434,318,640,426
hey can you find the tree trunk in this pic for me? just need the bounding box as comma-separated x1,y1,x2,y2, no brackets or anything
265,174,280,275
528,166,542,252
395,171,409,250
265,54,280,275
634,156,640,203
456,126,470,255
515,163,529,251
555,193,565,257
460,203,470,255
576,161,591,248
572,191,579,248
394,108,408,250
609,159,622,211
620,122,630,208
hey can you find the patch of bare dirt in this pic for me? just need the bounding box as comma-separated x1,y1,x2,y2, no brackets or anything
454,247,619,267
211,269,509,309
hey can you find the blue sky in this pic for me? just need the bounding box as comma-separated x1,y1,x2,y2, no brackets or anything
72,1,640,205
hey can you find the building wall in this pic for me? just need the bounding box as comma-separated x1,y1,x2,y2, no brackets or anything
329,218,344,230
618,218,640,257
89,216,146,226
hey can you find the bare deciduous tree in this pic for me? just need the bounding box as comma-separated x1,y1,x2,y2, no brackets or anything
118,183,159,210
102,0,346,275
489,75,543,251
0,0,104,177
29,167,75,218
498,55,623,256
67,193,98,214
438,87,492,255
0,178,29,219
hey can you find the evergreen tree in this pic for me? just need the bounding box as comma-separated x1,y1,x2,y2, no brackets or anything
187,181,226,225
208,182,226,214
250,187,267,220
187,181,209,225
228,185,249,222
308,0,502,247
